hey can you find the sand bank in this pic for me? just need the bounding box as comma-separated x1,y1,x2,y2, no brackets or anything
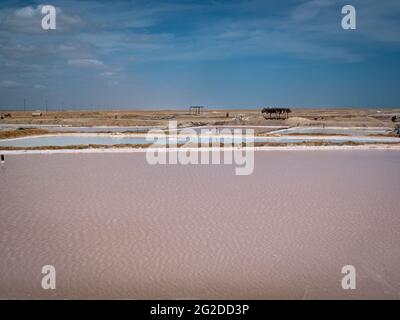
1,144,400,155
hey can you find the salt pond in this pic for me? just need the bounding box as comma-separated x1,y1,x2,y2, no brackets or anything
0,133,399,148
1,151,400,299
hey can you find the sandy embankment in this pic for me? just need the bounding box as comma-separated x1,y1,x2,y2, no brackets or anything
1,144,400,155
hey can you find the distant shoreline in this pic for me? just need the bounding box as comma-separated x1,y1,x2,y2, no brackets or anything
1,108,399,130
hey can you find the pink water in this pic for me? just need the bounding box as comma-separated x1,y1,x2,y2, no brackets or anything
0,151,399,299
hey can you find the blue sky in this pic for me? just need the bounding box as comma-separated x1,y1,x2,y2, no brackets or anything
0,0,399,110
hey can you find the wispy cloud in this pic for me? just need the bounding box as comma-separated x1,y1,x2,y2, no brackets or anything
33,84,46,89
68,58,104,68
0,79,20,87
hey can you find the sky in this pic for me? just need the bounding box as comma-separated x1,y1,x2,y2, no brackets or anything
0,0,399,110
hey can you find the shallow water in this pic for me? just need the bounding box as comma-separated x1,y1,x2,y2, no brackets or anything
0,124,154,133
0,134,399,147
0,151,400,299
271,127,391,135
0,135,151,147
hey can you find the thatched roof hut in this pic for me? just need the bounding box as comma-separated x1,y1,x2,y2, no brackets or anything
261,107,292,120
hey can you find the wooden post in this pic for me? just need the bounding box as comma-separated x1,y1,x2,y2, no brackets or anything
1,155,4,164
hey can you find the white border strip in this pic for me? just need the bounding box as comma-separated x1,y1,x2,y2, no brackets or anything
1,144,400,155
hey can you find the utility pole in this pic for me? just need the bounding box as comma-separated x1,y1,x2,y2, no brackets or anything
23,98,26,112
45,100,48,112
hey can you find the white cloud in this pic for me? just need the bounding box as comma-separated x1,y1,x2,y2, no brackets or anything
67,58,104,68
14,6,37,18
100,71,114,77
0,80,20,88
33,84,46,90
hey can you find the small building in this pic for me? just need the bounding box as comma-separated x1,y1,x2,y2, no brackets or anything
261,107,292,120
